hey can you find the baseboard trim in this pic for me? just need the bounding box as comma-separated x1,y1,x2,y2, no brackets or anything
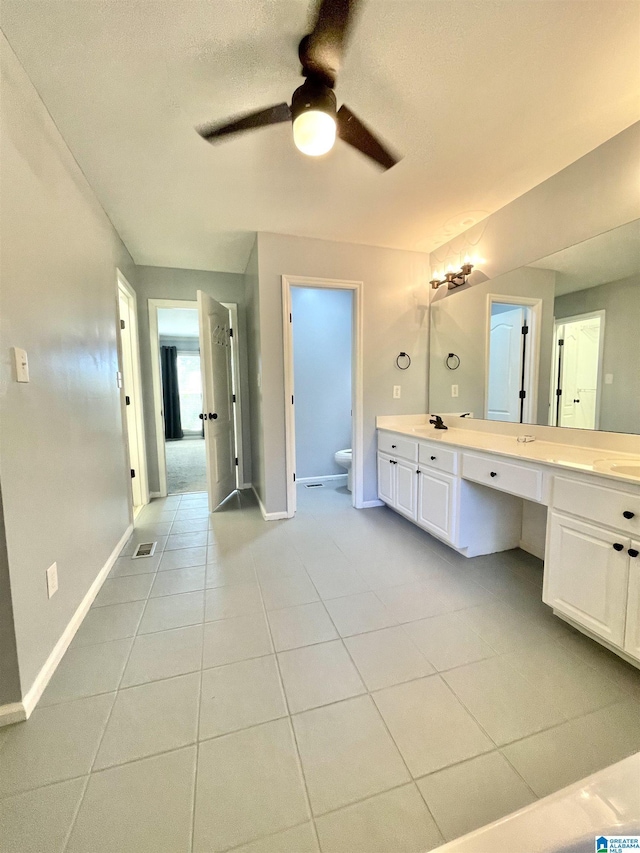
297,474,347,484
240,482,252,490
251,486,289,522
14,523,134,723
0,702,26,726
519,538,545,560
149,491,162,499
361,499,385,508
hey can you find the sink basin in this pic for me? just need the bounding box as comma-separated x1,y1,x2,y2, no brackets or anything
608,464,640,477
593,459,640,477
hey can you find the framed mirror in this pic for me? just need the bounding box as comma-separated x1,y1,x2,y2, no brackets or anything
429,218,640,434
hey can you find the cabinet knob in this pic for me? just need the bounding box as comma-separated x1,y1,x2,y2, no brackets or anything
391,444,397,449
430,455,436,461
490,471,497,478
629,548,639,558
416,469,421,475
613,543,624,552
623,511,635,519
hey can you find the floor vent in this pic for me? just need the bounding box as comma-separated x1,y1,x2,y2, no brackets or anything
304,483,324,489
132,542,157,558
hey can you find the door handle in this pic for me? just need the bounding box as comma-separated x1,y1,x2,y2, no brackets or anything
209,413,218,420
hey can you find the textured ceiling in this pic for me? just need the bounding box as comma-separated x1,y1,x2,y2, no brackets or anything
2,1,639,272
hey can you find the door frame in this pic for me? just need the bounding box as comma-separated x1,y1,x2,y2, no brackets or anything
148,298,245,496
484,294,542,424
550,309,606,429
116,270,149,514
282,274,364,518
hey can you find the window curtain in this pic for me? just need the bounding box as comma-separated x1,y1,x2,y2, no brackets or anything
160,345,183,440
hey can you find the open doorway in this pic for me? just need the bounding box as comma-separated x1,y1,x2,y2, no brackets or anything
148,298,244,501
485,295,541,423
116,271,148,515
157,307,206,494
282,275,364,518
550,310,605,429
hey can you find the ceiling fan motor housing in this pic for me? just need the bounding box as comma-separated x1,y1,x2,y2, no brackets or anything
291,79,337,122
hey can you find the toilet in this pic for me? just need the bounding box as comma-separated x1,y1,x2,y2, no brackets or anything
334,449,353,492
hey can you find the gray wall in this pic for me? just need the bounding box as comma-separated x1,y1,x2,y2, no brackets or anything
0,486,21,705
244,240,265,502
429,267,556,424
291,287,352,479
1,35,136,693
132,266,249,493
555,274,640,434
254,232,431,512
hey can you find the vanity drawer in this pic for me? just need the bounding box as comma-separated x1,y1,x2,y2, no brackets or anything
462,452,543,502
378,432,418,461
553,476,640,535
419,442,458,475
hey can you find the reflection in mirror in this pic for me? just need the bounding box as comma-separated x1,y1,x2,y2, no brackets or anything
429,219,640,434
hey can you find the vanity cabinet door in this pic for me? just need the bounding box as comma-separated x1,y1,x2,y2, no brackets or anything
544,513,629,648
377,453,396,506
624,540,640,663
395,459,418,521
417,468,455,542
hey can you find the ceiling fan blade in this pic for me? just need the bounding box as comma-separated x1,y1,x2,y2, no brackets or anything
302,0,361,86
336,105,400,170
197,103,291,143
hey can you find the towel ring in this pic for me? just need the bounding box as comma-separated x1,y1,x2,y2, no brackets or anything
396,352,411,370
445,353,460,370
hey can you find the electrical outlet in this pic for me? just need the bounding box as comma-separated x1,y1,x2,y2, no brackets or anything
393,385,401,399
451,384,459,398
46,562,58,598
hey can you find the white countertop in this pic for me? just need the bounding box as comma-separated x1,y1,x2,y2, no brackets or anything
434,753,640,853
377,419,640,486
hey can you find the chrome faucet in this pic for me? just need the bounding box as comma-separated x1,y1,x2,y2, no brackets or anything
429,415,448,430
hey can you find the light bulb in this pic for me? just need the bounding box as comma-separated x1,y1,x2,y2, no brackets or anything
293,110,336,156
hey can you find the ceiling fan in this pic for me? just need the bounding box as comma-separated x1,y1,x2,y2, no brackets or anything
196,0,401,170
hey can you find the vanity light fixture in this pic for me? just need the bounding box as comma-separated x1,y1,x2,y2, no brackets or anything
430,260,475,290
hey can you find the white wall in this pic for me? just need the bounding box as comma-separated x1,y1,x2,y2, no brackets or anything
253,233,431,512
0,34,137,696
291,287,352,479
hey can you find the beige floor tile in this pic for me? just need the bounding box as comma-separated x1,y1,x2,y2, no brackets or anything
417,752,536,841
293,695,410,815
316,784,443,853
138,591,204,634
278,641,365,713
0,777,87,853
202,613,273,668
158,547,207,571
193,719,309,851
204,582,263,621
150,566,206,597
260,569,319,610
268,601,338,651
345,626,435,690
303,556,370,600
324,592,396,637
121,625,203,688
231,823,318,853
442,656,568,746
403,612,498,671
199,655,286,739
372,676,493,778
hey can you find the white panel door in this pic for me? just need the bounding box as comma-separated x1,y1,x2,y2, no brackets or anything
395,459,418,521
544,513,629,647
487,306,525,422
624,540,640,662
417,468,455,541
558,317,602,430
197,291,236,511
377,453,395,505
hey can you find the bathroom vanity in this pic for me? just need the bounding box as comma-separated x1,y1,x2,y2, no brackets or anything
376,417,640,667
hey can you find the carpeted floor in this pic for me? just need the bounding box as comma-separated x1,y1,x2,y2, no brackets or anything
165,436,207,494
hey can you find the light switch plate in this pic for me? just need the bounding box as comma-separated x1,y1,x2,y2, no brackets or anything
46,563,58,598
116,371,123,388
13,347,29,382
605,374,613,385
451,384,459,398
393,385,401,399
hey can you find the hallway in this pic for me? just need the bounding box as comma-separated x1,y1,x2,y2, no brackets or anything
1,484,640,852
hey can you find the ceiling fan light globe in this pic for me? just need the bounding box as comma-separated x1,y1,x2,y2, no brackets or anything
293,110,336,156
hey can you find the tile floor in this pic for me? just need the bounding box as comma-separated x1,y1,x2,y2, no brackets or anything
2,482,640,852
